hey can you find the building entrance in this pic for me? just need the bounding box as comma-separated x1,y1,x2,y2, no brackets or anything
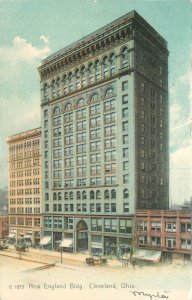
76,220,88,252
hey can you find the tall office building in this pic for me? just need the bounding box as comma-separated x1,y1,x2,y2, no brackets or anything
38,11,169,255
7,128,42,246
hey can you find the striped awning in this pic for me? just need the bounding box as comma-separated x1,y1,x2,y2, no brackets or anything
132,249,161,262
8,233,15,238
60,238,73,248
40,236,51,245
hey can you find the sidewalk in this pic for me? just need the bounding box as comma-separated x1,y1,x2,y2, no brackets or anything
1,246,122,269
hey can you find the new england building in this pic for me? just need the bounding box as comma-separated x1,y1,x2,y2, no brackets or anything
38,10,169,255
7,128,42,246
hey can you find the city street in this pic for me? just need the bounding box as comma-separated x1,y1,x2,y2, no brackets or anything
0,254,191,300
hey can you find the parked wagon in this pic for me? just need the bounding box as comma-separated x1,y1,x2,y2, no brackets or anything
86,256,107,266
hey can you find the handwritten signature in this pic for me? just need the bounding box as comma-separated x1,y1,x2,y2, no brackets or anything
130,290,169,300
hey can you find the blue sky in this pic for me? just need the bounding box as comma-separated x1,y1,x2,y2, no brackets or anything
0,0,191,205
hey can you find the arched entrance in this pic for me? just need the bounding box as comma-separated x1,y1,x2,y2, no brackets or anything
76,220,88,252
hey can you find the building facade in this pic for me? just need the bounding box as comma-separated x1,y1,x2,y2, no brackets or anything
7,128,42,246
38,11,169,255
135,209,192,260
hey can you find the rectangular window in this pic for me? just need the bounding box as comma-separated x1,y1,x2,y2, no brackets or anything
122,94,128,104
137,221,147,231
122,81,128,91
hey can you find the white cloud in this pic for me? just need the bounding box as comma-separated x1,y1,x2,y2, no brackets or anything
170,145,192,205
40,35,50,43
0,36,51,64
170,103,182,128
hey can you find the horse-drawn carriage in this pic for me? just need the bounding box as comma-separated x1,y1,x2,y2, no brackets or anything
86,256,107,266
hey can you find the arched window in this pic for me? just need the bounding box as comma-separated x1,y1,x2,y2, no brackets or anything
57,77,61,96
111,189,116,199
103,56,109,78
123,188,129,199
81,66,86,87
64,192,68,200
68,72,73,82
52,80,56,97
95,60,101,81
77,98,85,107
75,69,80,89
63,74,67,94
69,191,73,200
121,47,128,67
43,83,48,100
105,87,114,98
96,190,101,199
88,63,94,84
45,193,49,201
68,72,73,92
54,106,60,115
58,192,62,200
65,102,72,111
82,191,87,200
77,191,81,200
53,192,57,200
75,69,80,79
90,93,98,103
63,74,67,83
90,190,95,200
110,53,116,75
104,189,109,199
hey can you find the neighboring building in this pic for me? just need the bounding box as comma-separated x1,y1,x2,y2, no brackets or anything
0,210,9,239
135,209,192,260
7,128,42,246
0,188,8,211
38,10,169,255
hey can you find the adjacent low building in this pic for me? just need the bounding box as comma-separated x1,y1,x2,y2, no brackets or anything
135,209,192,260
0,210,9,239
7,128,42,246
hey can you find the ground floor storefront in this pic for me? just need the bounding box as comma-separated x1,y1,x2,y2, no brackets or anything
41,215,134,257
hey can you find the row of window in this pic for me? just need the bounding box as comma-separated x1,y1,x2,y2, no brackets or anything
10,198,40,205
42,48,129,100
9,140,40,152
45,202,129,213
10,217,40,227
137,221,191,232
9,169,40,179
9,207,41,214
10,178,40,187
44,216,132,234
10,160,40,169
45,189,129,201
138,236,191,249
9,188,40,196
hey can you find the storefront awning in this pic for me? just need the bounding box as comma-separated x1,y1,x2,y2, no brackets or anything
132,249,161,262
24,235,32,239
60,238,73,248
8,233,15,238
40,236,52,245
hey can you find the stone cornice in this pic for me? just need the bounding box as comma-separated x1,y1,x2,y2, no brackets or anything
39,34,133,80
38,13,134,71
7,129,41,144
